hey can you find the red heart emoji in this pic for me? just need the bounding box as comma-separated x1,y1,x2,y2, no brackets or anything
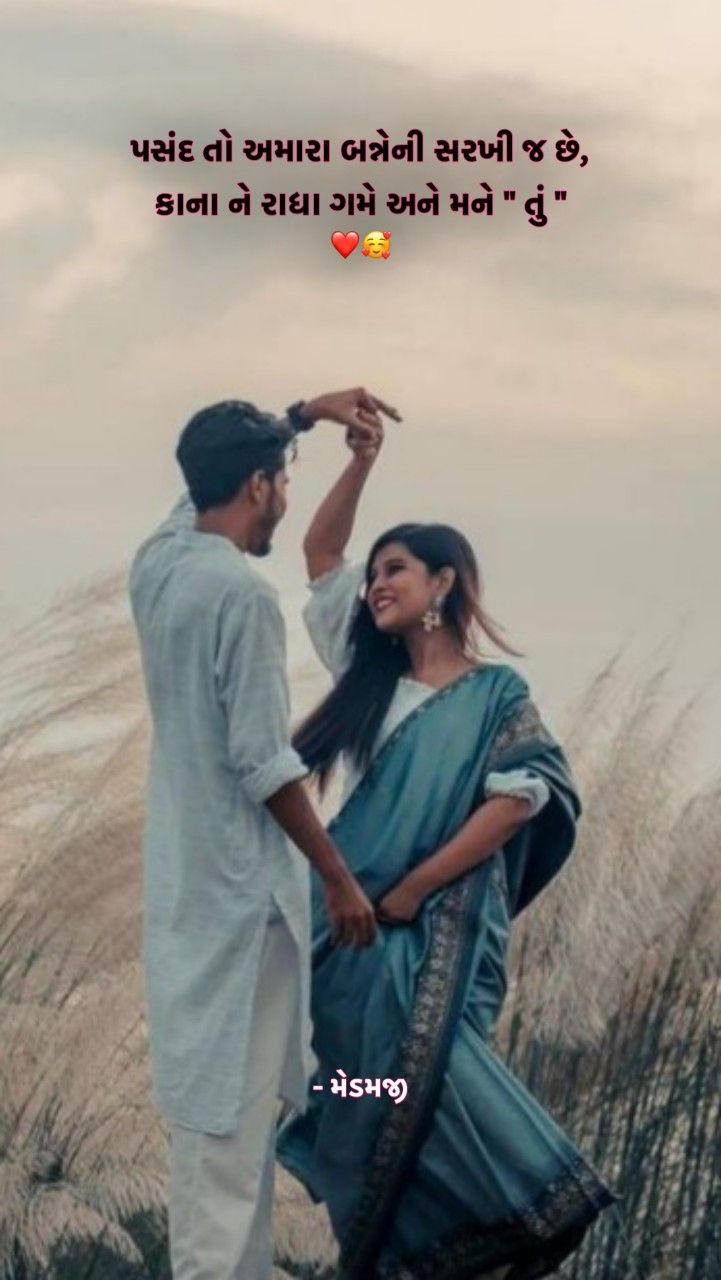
331,230,359,259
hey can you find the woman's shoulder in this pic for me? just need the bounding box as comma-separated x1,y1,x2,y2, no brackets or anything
302,561,365,679
306,560,365,596
480,660,531,700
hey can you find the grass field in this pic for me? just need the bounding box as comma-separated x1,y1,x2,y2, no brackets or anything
0,577,719,1278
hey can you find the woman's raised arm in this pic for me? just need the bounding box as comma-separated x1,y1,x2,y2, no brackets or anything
302,426,385,581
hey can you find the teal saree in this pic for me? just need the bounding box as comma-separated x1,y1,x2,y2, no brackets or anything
278,665,616,1279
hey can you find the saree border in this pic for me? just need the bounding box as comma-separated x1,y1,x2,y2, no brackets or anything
484,699,556,774
337,864,488,1279
375,1155,617,1279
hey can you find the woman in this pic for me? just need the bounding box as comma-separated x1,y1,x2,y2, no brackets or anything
277,422,616,1279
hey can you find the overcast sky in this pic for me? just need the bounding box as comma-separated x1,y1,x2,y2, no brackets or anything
1,0,719,759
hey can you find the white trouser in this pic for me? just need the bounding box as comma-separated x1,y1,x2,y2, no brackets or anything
168,911,298,1280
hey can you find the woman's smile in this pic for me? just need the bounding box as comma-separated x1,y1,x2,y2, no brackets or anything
371,593,396,612
370,592,405,628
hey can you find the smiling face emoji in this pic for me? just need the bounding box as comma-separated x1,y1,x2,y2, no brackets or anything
362,230,391,259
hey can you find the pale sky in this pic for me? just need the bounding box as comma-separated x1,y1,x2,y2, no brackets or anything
1,0,719,759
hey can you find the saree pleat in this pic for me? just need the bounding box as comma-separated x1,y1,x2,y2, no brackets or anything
278,664,617,1279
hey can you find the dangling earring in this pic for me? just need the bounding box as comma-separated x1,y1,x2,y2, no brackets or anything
422,596,444,633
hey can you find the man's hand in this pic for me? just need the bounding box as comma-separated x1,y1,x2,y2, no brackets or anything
301,387,401,436
323,867,377,948
265,781,376,948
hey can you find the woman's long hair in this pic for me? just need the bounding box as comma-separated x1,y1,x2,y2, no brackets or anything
292,523,520,791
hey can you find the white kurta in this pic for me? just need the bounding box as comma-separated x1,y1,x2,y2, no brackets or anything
129,496,313,1136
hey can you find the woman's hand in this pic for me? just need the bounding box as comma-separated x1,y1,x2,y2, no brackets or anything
376,874,426,925
346,421,384,465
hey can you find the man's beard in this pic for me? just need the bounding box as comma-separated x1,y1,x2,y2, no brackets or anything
252,512,276,557
250,492,283,557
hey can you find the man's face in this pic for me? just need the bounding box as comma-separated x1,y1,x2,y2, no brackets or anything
249,468,289,556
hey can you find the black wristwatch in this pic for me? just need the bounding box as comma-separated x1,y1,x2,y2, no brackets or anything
285,400,316,433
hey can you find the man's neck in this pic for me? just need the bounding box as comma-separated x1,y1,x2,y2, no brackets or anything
196,507,251,552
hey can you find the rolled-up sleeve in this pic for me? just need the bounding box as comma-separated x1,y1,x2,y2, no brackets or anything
216,585,308,804
485,768,550,819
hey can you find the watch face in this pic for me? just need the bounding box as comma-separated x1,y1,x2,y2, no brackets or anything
287,401,315,433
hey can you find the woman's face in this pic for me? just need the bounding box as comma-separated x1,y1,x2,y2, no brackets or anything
366,542,445,634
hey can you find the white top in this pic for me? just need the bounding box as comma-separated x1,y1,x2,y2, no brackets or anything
129,494,313,1134
303,563,550,814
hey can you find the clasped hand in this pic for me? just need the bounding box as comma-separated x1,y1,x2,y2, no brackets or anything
303,386,400,463
375,875,425,925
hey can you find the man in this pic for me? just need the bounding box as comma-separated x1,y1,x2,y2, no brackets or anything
129,387,399,1280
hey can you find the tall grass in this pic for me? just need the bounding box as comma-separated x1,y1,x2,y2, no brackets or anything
0,582,719,1278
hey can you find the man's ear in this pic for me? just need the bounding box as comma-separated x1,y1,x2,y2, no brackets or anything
246,470,269,505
